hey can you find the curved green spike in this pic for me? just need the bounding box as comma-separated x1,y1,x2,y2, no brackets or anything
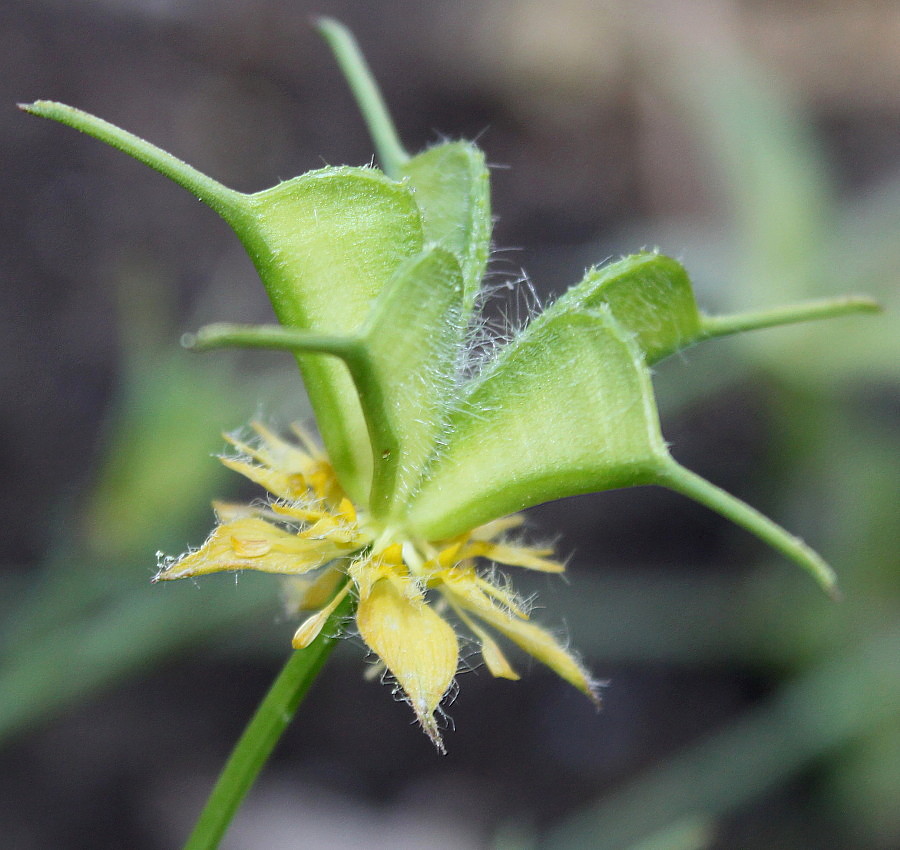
657,461,839,596
19,101,246,220
185,324,357,358
316,17,409,178
697,295,881,343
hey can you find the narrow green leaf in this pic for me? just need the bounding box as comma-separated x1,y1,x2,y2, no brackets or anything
408,305,669,539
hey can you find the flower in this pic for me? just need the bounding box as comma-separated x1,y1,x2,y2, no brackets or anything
31,16,864,754
156,422,599,749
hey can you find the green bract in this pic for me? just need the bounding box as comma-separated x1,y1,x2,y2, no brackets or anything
22,18,878,596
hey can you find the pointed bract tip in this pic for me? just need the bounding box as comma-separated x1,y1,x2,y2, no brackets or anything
570,664,604,710
847,296,882,314
811,559,840,600
18,100,58,116
417,708,447,755
313,16,344,35
584,679,609,712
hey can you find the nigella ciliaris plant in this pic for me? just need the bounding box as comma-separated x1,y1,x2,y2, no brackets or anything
23,16,879,845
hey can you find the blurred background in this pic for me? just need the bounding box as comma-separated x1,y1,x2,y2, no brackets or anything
2,1,898,848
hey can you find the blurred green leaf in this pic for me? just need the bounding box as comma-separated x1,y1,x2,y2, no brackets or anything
0,267,308,742
541,627,900,850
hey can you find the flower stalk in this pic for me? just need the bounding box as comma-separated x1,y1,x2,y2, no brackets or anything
183,587,353,850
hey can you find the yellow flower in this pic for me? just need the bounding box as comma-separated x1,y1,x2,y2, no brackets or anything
157,422,598,749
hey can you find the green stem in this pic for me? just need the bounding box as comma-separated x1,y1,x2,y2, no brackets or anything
19,101,247,223
183,587,355,850
658,461,838,597
699,295,880,341
184,322,356,358
316,17,409,179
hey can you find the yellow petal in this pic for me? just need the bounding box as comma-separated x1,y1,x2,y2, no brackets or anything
464,540,564,573
292,582,351,648
289,422,325,456
449,601,520,681
271,502,332,524
306,465,341,503
335,497,357,524
252,420,312,462
222,423,343,505
220,457,309,501
156,518,340,580
378,542,405,565
275,506,361,546
243,420,318,474
474,575,530,619
433,539,464,569
452,588,598,705
478,632,520,680
356,578,458,750
301,516,342,539
221,431,270,466
442,568,529,620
